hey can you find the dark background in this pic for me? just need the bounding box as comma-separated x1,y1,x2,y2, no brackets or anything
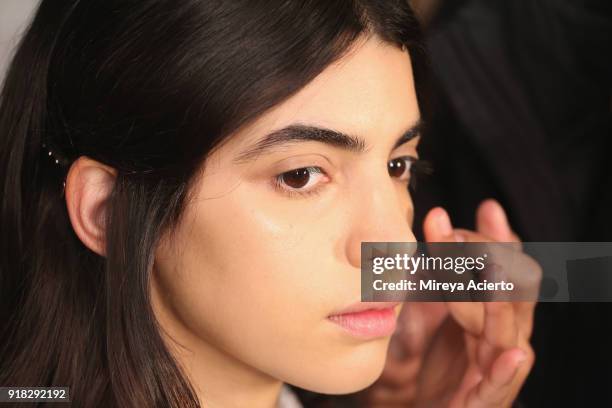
413,0,612,406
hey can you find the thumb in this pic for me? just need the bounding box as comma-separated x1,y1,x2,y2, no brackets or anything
423,207,455,242
476,199,521,243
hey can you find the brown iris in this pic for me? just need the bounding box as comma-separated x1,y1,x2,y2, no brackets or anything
388,157,408,178
281,168,311,189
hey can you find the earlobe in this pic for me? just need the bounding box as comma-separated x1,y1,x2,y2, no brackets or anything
64,156,117,257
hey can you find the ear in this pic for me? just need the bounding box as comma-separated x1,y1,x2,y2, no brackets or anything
64,156,117,257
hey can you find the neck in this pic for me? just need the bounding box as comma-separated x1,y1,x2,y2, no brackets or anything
170,336,284,407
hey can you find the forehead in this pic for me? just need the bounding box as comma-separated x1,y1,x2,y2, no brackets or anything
216,36,420,156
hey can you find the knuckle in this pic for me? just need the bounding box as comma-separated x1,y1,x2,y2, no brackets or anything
522,344,536,369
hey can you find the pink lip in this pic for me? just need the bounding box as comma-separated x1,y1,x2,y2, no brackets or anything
327,302,400,340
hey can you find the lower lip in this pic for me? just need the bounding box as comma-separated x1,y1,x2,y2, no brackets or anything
328,307,398,339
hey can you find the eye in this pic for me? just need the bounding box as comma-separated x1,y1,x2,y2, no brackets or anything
388,155,432,189
388,156,414,181
272,166,329,198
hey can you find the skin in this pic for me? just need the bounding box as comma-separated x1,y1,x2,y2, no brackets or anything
64,34,536,408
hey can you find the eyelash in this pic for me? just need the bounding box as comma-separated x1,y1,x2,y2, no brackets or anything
399,156,434,190
271,166,327,199
271,156,433,199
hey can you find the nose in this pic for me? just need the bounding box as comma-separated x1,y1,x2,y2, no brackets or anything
345,176,416,270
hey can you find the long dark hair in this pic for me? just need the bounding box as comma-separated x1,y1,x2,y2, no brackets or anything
0,1,426,406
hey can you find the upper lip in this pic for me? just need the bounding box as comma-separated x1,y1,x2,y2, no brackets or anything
328,301,401,317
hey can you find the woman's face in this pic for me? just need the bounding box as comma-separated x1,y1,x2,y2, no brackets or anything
153,36,420,395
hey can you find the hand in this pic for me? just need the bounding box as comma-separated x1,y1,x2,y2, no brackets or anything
360,199,539,408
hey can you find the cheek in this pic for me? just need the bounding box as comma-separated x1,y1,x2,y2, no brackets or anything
154,185,391,393
400,184,415,226
165,186,346,336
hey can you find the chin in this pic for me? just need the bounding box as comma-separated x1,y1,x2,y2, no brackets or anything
287,336,392,395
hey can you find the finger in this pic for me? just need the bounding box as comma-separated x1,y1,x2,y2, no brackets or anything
394,302,448,358
479,302,518,367
423,207,455,242
447,301,485,337
483,302,517,347
452,228,493,243
501,256,541,338
377,353,421,388
360,383,418,406
514,301,537,339
475,199,522,250
393,302,427,359
439,229,489,334
465,348,528,408
379,304,449,397
451,230,538,336
414,302,449,347
478,246,539,337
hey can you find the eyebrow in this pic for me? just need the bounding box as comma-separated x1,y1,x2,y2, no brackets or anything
232,119,422,164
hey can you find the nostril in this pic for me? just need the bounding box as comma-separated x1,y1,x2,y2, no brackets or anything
365,244,389,264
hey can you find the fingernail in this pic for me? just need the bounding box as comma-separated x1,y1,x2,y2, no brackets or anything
436,209,453,237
